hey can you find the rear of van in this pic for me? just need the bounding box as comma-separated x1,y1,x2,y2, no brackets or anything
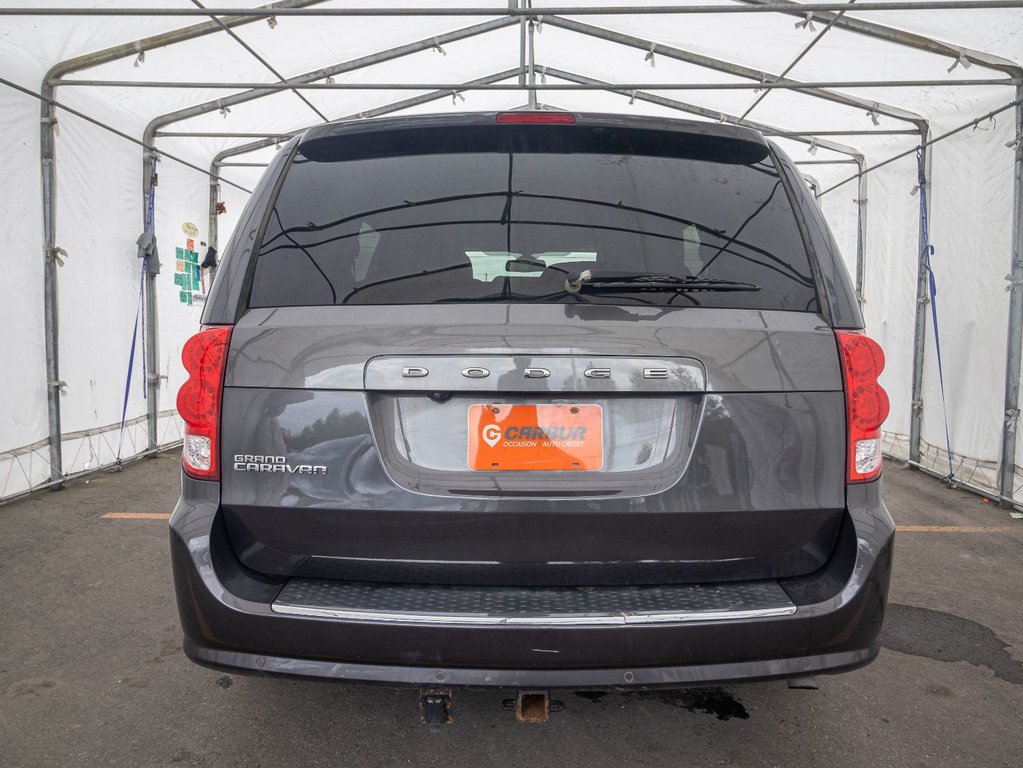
170,112,894,688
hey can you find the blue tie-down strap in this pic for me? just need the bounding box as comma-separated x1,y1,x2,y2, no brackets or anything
116,156,158,464
115,259,146,465
917,150,955,481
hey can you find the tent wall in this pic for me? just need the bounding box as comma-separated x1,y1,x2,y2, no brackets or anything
861,156,923,457
0,74,49,499
918,115,1016,489
52,112,148,475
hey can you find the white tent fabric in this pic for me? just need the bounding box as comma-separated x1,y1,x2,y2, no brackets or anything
1,0,1022,504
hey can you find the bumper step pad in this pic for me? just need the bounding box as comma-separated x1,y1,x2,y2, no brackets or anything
272,578,796,627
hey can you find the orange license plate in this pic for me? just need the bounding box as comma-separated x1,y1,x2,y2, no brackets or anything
467,404,603,471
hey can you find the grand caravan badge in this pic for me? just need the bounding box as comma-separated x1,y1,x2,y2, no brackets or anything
233,454,327,475
467,404,603,472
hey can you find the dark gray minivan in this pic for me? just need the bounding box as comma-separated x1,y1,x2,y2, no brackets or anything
171,111,893,693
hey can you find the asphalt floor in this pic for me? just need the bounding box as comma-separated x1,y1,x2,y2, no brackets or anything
1,452,1021,767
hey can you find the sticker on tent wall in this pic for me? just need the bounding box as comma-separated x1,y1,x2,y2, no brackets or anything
181,222,199,238
173,246,205,305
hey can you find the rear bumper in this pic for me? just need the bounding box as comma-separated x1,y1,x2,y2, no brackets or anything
184,640,876,689
170,479,893,689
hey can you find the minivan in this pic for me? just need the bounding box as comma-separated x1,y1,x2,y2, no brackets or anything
170,111,893,697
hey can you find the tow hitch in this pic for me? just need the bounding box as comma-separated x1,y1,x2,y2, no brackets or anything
513,690,552,723
419,689,453,733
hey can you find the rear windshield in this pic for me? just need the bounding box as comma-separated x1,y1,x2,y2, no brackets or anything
249,125,818,311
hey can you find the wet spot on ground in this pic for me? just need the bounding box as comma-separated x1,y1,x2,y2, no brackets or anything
573,687,750,720
882,603,1023,684
631,688,750,720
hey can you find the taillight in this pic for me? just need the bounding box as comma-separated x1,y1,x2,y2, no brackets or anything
835,330,890,483
495,111,576,124
176,326,232,480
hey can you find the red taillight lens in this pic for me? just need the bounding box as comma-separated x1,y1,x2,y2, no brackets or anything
836,330,890,483
495,111,576,124
176,325,232,480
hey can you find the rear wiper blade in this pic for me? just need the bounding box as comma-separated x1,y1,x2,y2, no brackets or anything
566,270,759,293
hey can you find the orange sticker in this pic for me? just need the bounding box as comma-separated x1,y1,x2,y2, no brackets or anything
468,404,603,471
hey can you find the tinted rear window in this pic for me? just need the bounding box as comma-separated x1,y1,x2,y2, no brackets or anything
249,125,818,311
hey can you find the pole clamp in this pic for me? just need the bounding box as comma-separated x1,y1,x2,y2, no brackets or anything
48,246,68,267
48,379,68,393
1006,408,1020,433
912,399,924,413
1005,273,1023,292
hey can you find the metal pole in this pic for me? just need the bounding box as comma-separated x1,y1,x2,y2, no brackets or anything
767,129,918,137
527,15,538,109
796,159,861,165
909,125,932,465
6,3,1023,17
855,157,868,305
40,108,62,486
143,149,160,455
208,165,221,285
517,0,526,87
999,86,1023,505
156,131,296,138
57,77,1013,91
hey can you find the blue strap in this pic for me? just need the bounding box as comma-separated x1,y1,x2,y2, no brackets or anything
917,150,955,481
115,269,145,463
115,157,157,463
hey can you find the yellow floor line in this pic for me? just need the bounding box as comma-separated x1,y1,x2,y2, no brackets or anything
896,525,1014,532
100,512,171,520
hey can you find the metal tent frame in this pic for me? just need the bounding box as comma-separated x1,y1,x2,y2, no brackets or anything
4,1,1023,507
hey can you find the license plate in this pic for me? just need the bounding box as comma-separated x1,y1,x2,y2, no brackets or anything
467,404,603,471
